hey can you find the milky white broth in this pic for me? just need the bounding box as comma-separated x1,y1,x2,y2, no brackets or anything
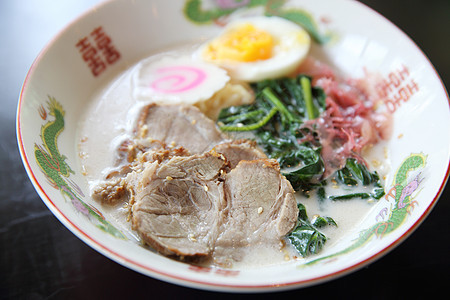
77,44,390,268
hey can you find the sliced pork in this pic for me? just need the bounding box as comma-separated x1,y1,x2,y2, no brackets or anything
213,159,298,266
92,145,189,204
129,152,228,257
128,155,298,264
213,139,267,169
135,103,227,154
93,105,268,205
91,103,300,266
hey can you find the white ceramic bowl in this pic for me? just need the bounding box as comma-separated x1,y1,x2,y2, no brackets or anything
17,0,449,292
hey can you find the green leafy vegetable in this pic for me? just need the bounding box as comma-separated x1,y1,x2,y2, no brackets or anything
300,76,315,120
217,74,387,257
219,106,278,131
217,75,385,201
218,75,327,191
281,146,324,191
328,158,385,201
287,203,336,257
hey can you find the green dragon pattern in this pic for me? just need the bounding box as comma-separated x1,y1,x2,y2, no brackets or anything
183,0,331,44
35,96,126,239
303,153,426,266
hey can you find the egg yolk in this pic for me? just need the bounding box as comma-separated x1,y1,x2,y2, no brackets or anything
204,24,274,62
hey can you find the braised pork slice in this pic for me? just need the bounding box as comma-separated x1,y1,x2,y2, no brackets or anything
91,103,300,264
94,138,266,205
126,150,298,263
130,152,228,257
92,104,266,204
92,146,189,205
213,159,298,266
213,139,267,169
135,104,227,154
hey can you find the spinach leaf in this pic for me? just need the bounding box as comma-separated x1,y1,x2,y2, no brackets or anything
218,106,279,131
328,158,385,201
252,75,326,123
287,203,336,257
217,75,386,258
218,75,326,191
218,75,384,201
218,75,326,129
217,97,276,131
281,146,325,190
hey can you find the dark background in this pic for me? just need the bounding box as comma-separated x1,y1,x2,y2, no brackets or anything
1,0,449,299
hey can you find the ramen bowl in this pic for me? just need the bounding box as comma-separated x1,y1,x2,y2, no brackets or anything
17,0,449,292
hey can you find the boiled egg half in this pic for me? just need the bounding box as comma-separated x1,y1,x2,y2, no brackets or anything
196,16,311,82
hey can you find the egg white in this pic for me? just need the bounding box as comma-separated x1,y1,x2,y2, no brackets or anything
195,16,311,82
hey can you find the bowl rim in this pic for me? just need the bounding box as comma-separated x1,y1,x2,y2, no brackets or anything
15,0,450,292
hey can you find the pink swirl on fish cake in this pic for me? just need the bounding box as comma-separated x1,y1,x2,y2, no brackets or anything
150,66,207,94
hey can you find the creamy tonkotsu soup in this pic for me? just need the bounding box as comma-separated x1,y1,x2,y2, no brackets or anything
78,16,392,268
